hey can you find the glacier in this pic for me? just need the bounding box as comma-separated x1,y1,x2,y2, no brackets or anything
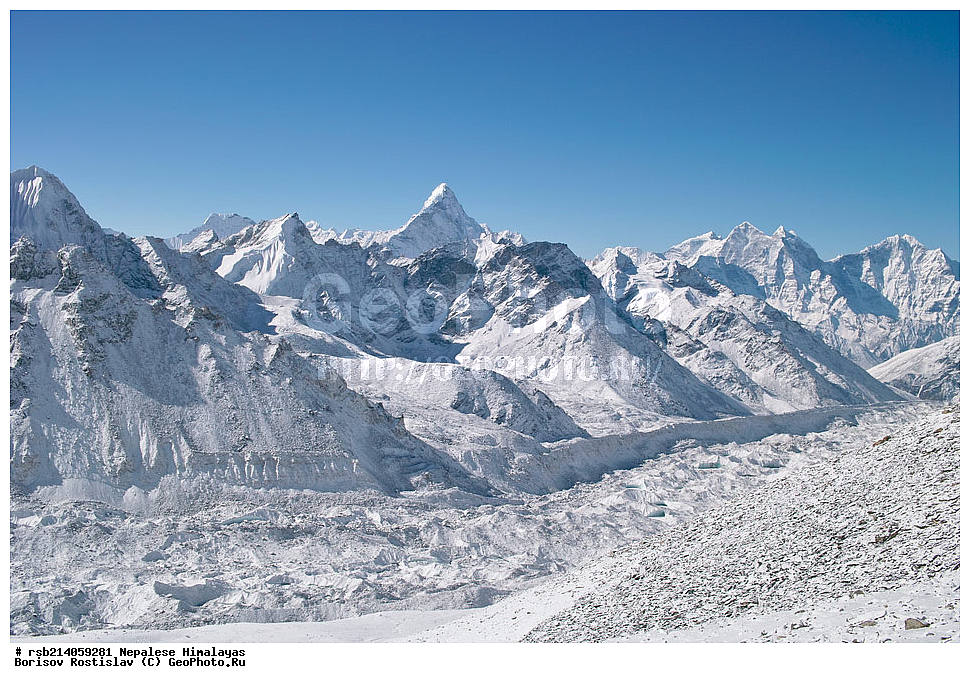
9,165,960,641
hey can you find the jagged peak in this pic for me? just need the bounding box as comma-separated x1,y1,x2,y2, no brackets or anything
730,221,764,235
842,234,932,260
886,233,924,248
261,212,306,239
222,212,311,251
590,246,640,275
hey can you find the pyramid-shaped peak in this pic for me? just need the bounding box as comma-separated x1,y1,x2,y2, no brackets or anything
405,182,478,230
722,222,768,247
383,183,485,258
418,182,468,216
10,165,108,253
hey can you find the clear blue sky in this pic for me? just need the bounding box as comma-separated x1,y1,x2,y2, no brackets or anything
11,11,959,259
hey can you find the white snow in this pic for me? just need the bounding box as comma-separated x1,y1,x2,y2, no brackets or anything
166,213,256,251
869,335,960,400
658,222,960,367
8,166,960,643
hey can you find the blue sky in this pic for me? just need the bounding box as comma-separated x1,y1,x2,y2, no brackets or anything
11,11,959,259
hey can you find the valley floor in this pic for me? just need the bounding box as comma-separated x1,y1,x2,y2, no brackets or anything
11,402,959,643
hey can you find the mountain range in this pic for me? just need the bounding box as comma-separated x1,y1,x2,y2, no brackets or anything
9,165,960,499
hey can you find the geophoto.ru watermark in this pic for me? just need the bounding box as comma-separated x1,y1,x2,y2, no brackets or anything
297,272,671,386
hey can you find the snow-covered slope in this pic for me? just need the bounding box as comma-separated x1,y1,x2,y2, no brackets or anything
448,241,750,434
184,186,747,435
662,223,959,367
589,249,902,413
166,213,255,251
869,336,959,400
10,168,485,498
9,165,957,641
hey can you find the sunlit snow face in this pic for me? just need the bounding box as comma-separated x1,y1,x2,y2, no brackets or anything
636,287,673,322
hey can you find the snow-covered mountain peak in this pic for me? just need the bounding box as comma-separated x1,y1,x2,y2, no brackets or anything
732,221,762,234
421,182,458,210
183,228,220,252
664,230,723,263
380,183,486,258
406,182,480,232
227,212,311,250
201,212,255,234
889,233,922,247
12,165,59,207
12,165,82,215
167,211,256,250
841,232,957,273
10,165,107,253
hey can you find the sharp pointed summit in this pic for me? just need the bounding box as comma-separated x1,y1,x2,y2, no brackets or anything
405,182,480,232
421,182,457,209
383,182,485,258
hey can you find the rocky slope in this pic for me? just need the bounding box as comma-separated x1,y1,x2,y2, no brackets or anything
525,403,959,642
